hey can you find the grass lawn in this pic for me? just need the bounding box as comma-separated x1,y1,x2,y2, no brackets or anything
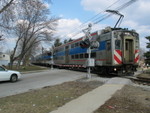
6,65,49,72
0,80,103,113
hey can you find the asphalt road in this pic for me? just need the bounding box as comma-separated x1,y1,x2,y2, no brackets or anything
0,69,85,98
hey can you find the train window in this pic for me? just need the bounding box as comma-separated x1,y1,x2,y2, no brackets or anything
115,40,121,49
75,54,79,59
80,54,84,58
75,43,79,47
85,53,89,58
91,52,96,58
71,55,74,59
65,46,69,49
47,52,51,56
106,42,111,51
136,41,139,49
136,36,139,49
71,44,74,48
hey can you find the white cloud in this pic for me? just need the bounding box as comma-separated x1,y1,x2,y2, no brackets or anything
81,0,150,25
56,18,110,41
56,18,83,40
0,37,18,52
122,0,150,26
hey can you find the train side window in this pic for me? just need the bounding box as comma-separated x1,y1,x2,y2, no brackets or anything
85,53,89,58
136,40,139,49
75,43,79,47
71,55,74,59
106,42,111,51
136,41,139,49
115,40,121,49
91,52,96,58
80,54,84,58
71,44,74,48
65,46,69,49
75,54,79,59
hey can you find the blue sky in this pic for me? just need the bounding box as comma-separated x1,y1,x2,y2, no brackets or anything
51,0,94,22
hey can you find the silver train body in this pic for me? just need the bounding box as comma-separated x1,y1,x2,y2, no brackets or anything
34,27,140,75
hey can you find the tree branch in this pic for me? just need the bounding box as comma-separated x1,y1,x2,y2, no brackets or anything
0,0,14,14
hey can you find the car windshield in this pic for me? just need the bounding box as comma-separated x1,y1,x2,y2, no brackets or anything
0,66,5,71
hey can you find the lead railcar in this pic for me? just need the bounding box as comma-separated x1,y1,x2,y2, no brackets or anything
53,27,139,76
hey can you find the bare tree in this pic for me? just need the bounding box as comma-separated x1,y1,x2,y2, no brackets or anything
0,0,17,29
0,0,14,14
0,0,15,44
9,0,58,68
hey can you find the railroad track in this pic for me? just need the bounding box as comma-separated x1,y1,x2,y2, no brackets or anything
124,76,150,86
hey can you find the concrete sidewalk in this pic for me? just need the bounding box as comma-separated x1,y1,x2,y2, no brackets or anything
50,77,131,113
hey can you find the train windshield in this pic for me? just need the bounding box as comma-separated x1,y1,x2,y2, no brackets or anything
115,40,121,49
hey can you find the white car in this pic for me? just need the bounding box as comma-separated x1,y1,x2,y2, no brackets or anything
0,66,21,82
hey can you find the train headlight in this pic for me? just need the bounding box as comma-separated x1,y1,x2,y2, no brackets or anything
114,68,117,71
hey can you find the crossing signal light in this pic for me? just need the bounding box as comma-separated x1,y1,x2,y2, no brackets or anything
80,39,90,48
90,41,99,49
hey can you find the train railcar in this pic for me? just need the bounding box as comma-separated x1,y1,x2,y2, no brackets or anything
32,52,52,66
53,27,139,75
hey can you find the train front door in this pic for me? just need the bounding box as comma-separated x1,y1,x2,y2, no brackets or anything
65,46,69,64
124,38,134,63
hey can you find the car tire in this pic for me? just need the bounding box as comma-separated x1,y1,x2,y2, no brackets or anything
10,74,18,82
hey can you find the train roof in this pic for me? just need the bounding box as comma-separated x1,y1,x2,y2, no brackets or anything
54,27,138,50
100,26,137,34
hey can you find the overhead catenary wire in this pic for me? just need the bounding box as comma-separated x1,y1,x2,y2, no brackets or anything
93,0,138,25
79,0,122,27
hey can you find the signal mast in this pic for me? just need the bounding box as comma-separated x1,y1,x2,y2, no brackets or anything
81,23,99,79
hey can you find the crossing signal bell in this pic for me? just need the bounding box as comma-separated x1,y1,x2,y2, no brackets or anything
90,41,99,49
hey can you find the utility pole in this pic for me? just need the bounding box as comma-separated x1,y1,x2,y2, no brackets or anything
51,48,54,70
80,24,99,79
42,47,44,54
